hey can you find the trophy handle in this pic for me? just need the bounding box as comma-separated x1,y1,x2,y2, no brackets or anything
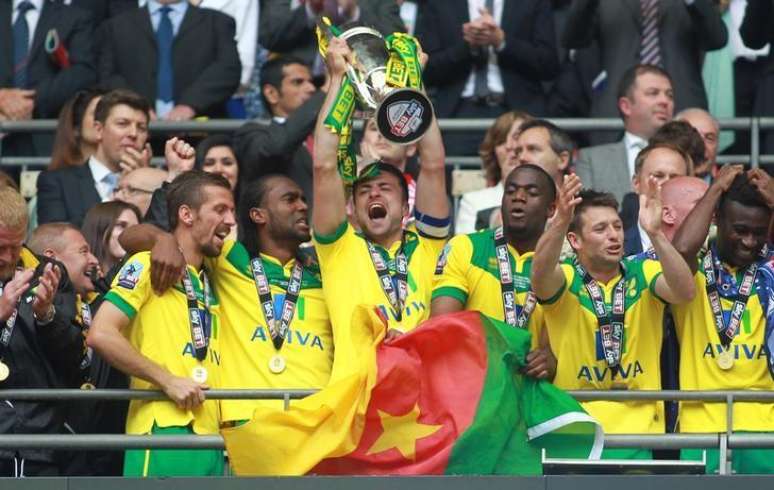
375,88,434,145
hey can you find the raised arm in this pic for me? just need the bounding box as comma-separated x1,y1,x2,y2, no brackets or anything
414,115,449,221
673,165,743,273
639,176,696,304
312,37,351,236
531,174,583,300
87,303,206,410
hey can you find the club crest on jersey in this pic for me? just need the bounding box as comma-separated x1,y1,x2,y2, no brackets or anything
117,261,143,290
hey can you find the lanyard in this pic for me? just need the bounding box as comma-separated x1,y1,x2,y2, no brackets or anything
366,235,408,322
493,227,535,329
182,268,211,362
0,284,20,360
702,249,758,347
575,262,626,369
250,256,304,351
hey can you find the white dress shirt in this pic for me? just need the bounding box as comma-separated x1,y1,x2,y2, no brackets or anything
623,132,648,180
89,157,119,202
461,0,505,98
637,221,652,254
12,0,44,49
455,182,503,235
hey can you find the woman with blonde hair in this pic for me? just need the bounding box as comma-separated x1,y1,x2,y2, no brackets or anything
455,110,533,234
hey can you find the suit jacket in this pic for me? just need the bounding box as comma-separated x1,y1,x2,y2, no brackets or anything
562,0,727,121
98,5,241,118
234,91,325,207
0,1,96,118
624,223,644,257
259,0,405,68
36,163,101,227
574,140,631,204
740,0,774,152
416,0,559,117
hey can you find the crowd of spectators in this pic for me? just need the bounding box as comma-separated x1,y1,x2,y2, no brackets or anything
0,0,774,480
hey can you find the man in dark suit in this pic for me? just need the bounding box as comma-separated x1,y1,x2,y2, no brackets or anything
416,0,559,156
562,0,727,144
740,0,774,156
37,89,151,227
234,57,324,207
260,0,405,75
97,0,240,120
0,0,95,158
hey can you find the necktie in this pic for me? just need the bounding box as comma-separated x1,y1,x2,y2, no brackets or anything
103,173,119,200
13,1,35,88
156,6,174,103
639,0,662,66
473,0,494,101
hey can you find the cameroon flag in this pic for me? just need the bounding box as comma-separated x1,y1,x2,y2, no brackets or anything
222,308,602,475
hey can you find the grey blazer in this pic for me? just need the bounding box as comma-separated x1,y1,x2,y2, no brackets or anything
562,0,727,120
574,140,631,205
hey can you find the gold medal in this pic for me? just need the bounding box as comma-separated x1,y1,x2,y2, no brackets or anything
192,366,208,383
717,350,734,370
268,354,286,374
0,361,9,382
80,382,96,390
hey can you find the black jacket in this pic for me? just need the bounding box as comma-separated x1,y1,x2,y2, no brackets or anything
0,250,80,464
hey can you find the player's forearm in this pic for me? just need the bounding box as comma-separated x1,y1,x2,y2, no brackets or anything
530,218,570,299
87,325,173,389
649,231,696,304
672,184,722,271
417,116,444,174
119,224,173,255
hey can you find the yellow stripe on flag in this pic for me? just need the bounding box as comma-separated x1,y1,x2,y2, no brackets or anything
222,306,386,475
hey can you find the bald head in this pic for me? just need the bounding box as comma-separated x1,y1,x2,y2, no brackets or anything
661,176,709,241
115,167,168,215
676,108,719,176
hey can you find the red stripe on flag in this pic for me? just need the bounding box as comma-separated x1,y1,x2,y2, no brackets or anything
312,312,489,474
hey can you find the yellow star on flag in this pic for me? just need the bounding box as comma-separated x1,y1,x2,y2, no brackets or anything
366,403,442,461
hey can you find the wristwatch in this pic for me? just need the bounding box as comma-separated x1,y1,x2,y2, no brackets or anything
34,304,56,325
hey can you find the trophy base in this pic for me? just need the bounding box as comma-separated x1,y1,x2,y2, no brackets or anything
376,88,434,145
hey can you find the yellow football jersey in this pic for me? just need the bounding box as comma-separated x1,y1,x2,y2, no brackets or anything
432,229,544,348
541,258,666,434
314,221,446,379
314,221,445,332
205,240,333,421
673,263,774,433
104,252,222,435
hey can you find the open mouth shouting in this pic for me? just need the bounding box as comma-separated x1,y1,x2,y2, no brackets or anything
368,202,388,221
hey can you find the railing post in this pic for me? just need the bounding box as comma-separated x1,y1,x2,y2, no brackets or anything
751,117,761,169
724,394,734,474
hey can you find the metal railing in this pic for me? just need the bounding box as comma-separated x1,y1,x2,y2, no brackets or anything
1,388,773,475
2,117,774,168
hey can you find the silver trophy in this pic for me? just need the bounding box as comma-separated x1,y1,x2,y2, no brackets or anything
335,26,434,145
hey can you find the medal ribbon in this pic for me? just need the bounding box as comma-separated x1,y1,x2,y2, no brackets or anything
702,247,758,347
493,227,535,329
575,263,626,369
182,269,211,362
249,256,304,351
79,302,93,370
367,236,408,322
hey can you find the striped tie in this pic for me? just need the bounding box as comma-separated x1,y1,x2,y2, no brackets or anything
639,0,662,66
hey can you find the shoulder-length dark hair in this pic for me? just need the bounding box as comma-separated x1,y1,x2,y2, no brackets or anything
81,201,142,272
49,88,106,171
